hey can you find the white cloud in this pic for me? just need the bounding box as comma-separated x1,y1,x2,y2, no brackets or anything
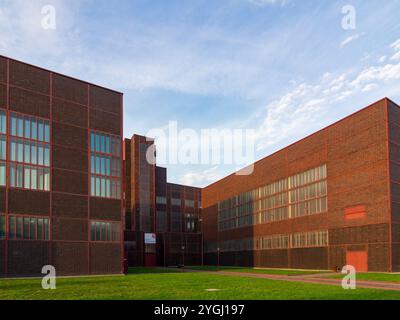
254,40,400,152
390,39,400,61
361,83,378,92
180,166,223,186
247,0,289,7
378,56,387,63
340,33,365,48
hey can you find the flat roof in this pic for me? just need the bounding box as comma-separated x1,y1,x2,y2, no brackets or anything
203,97,398,190
0,54,123,95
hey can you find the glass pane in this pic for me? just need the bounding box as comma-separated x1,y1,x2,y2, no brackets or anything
10,115,17,136
44,146,50,167
38,120,44,141
24,117,30,139
24,143,30,164
23,218,30,239
44,122,50,143
90,132,95,151
31,119,37,140
31,143,37,165
24,167,30,189
0,162,5,186
38,146,44,165
0,216,6,239
16,217,23,239
30,218,36,240
31,168,37,190
44,219,49,240
37,219,43,240
17,117,23,137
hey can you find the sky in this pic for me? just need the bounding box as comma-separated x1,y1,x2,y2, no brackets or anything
0,0,400,187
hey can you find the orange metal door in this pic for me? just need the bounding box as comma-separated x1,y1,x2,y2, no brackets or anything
346,251,368,272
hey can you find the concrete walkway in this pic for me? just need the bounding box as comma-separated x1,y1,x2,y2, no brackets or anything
186,269,400,291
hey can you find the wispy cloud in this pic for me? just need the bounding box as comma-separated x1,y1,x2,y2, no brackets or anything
340,33,365,48
255,38,400,152
247,0,289,7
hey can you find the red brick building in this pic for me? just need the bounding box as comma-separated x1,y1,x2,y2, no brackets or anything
202,98,400,273
0,56,124,277
124,135,202,267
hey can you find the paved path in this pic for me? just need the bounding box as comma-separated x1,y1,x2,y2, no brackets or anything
186,269,400,291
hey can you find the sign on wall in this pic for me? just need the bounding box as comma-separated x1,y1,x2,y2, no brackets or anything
144,233,157,244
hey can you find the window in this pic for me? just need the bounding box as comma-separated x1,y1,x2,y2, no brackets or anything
0,110,6,186
90,132,121,199
90,220,121,242
185,199,194,207
8,215,49,240
8,113,50,191
217,165,328,231
0,215,5,239
171,211,181,232
290,230,328,248
185,213,198,233
156,196,167,205
156,211,167,232
171,198,182,206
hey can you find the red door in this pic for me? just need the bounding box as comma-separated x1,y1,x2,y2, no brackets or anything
346,251,368,272
144,254,157,267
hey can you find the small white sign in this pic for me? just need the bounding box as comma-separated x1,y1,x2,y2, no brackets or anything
145,233,156,244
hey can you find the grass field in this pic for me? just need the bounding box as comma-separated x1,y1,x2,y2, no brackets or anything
186,266,327,276
0,267,400,300
330,273,400,283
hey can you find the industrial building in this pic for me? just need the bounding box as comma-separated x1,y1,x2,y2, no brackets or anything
0,56,124,277
202,98,400,273
1,55,399,276
123,135,202,267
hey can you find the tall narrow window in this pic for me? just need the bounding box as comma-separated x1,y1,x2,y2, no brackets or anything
90,131,121,199
8,113,50,191
0,215,5,239
0,110,6,186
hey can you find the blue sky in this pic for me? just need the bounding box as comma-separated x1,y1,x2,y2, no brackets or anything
1,0,400,187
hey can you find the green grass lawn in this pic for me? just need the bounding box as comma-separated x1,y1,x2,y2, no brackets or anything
1,268,400,300
329,273,400,283
186,265,327,276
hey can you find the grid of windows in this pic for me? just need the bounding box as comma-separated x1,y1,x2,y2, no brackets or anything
218,165,328,231
185,199,194,207
9,113,50,191
205,231,328,253
0,110,6,186
290,230,329,248
171,198,182,206
90,220,121,242
90,131,121,199
156,196,167,204
8,215,49,240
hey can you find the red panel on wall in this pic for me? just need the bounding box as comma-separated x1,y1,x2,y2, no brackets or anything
345,205,366,220
346,251,368,272
144,254,157,267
